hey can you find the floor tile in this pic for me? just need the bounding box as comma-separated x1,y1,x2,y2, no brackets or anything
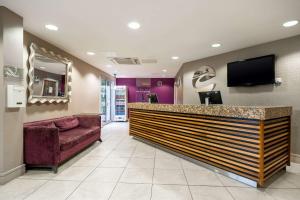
127,158,154,169
228,187,274,200
25,180,80,200
115,145,137,152
152,184,192,200
120,168,153,183
108,149,135,158
267,173,298,189
53,166,95,181
3,123,300,200
180,159,211,171
266,188,300,200
155,158,182,169
153,169,187,185
217,174,250,187
136,143,155,151
99,157,129,168
0,179,46,200
184,170,223,186
68,181,116,200
190,186,234,200
132,150,155,158
110,183,152,200
72,157,105,167
156,149,179,159
287,163,300,174
85,167,124,182
88,149,113,157
19,170,56,180
282,173,300,188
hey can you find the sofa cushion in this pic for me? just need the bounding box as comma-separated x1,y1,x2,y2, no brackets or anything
55,117,79,132
59,126,100,151
33,122,57,129
24,121,57,129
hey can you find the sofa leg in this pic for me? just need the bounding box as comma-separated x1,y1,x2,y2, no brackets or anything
52,166,58,173
99,138,102,142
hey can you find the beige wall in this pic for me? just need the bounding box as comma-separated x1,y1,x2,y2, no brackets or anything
175,35,300,155
0,6,25,184
174,67,184,104
0,6,114,184
23,31,114,122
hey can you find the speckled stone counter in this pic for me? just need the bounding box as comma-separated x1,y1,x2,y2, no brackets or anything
128,103,292,120
128,103,292,187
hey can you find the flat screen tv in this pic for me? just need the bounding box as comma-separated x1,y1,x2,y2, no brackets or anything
227,55,275,87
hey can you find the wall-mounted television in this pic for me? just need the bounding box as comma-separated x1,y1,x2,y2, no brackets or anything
227,55,275,87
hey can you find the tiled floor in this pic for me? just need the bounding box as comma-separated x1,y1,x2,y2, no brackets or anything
1,122,300,200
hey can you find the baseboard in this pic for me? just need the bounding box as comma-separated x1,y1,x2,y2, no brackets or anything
0,164,25,185
291,153,300,164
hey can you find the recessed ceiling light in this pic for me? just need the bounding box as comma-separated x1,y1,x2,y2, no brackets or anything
106,64,112,68
171,56,179,60
128,21,141,30
162,69,167,73
283,20,298,27
86,51,95,56
45,24,58,31
211,43,221,48
40,66,46,69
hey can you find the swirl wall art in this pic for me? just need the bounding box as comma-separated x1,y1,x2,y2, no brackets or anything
192,66,216,92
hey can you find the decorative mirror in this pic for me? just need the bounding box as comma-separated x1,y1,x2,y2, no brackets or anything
192,66,216,92
28,43,72,103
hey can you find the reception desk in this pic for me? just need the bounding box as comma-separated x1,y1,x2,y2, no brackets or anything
128,103,292,187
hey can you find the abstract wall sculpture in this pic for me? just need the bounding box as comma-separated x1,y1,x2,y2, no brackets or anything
192,66,216,92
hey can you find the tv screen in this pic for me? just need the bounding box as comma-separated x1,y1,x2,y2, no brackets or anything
227,55,275,87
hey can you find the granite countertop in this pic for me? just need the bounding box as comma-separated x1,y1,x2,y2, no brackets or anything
128,103,292,120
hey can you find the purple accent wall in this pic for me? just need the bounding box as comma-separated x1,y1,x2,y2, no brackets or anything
116,78,174,104
150,78,174,104
116,78,137,103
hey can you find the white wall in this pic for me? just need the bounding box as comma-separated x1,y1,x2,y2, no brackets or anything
175,35,300,155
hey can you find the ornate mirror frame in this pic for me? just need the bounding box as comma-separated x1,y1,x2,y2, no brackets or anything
28,43,72,104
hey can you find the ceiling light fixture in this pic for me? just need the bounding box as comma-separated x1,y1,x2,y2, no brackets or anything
128,21,141,30
86,51,95,56
162,69,167,73
211,43,221,48
171,56,179,60
45,24,58,31
283,20,298,27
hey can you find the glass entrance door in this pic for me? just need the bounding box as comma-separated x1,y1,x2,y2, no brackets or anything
100,80,107,125
100,79,113,125
105,80,111,123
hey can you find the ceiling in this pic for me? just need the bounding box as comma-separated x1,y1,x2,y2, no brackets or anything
1,0,300,78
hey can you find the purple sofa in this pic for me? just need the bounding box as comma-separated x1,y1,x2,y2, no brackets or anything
23,114,101,172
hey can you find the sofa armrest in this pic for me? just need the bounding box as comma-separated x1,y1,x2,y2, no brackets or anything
24,127,60,166
75,114,101,128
